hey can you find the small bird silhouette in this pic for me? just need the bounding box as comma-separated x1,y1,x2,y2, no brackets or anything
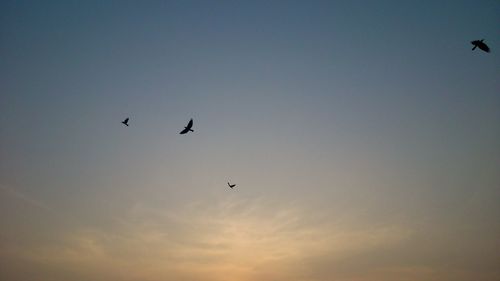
471,39,490,53
228,182,236,189
180,119,194,134
122,118,129,126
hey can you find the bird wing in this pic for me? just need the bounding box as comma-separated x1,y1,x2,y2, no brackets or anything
479,42,490,52
186,119,193,129
180,127,190,134
124,118,129,123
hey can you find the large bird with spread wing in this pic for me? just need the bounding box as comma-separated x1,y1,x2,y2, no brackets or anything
180,119,194,134
471,39,490,53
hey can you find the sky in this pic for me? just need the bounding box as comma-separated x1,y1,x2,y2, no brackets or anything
0,1,499,280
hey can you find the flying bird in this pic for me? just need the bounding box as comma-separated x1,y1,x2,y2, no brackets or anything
180,119,194,134
228,182,236,189
471,39,490,53
122,118,129,127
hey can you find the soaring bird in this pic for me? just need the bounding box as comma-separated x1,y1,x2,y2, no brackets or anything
471,39,490,53
180,119,194,134
122,118,129,127
228,182,236,189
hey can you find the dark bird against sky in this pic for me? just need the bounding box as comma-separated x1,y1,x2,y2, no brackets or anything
180,119,194,134
471,39,490,53
228,182,236,189
122,118,129,127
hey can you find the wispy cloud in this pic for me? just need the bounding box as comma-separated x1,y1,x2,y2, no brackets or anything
0,197,421,281
0,183,54,214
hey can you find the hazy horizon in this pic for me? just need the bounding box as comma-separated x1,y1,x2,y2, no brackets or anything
1,1,499,280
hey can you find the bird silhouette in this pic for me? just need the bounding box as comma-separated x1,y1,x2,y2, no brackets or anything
122,118,129,126
180,119,194,134
471,39,490,53
228,182,236,189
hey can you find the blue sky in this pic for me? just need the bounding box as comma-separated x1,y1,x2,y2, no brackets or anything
1,1,499,280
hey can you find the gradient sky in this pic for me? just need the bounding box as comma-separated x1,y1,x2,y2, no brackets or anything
1,1,499,280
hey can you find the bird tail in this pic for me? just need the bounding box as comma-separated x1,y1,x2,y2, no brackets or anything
189,129,194,132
